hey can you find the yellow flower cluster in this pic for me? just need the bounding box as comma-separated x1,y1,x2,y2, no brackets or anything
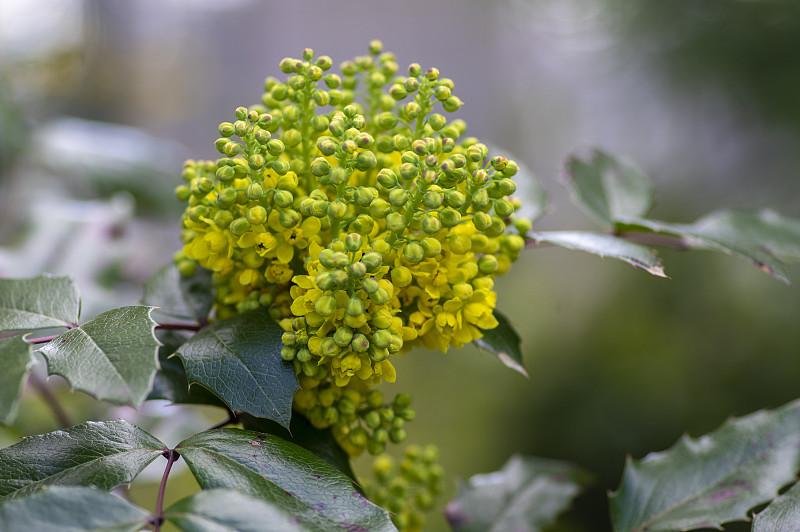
175,42,529,456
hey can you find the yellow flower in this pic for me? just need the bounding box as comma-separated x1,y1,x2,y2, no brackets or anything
268,211,322,264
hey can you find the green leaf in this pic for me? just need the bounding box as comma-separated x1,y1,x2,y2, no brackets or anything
0,420,165,500
752,480,800,531
445,454,591,532
0,486,150,532
474,310,527,378
530,231,667,277
39,306,160,407
239,413,356,481
177,428,395,531
618,209,800,285
165,488,360,532
0,275,80,331
141,263,213,322
610,398,800,532
174,309,297,428
147,330,225,407
0,334,35,425
564,150,654,228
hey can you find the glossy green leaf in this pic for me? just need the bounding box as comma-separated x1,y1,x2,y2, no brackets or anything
0,275,80,331
0,420,165,500
0,486,150,532
147,330,225,407
610,398,800,532
239,413,356,481
0,334,35,425
165,488,360,532
174,309,297,428
141,263,213,322
752,480,800,531
445,455,591,532
177,428,395,531
530,231,667,277
618,209,800,285
39,306,160,407
474,310,527,378
564,150,654,228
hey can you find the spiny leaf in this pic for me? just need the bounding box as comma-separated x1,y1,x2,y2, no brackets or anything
0,275,80,331
147,329,225,407
0,334,35,425
610,398,800,532
177,428,395,532
239,412,356,481
445,455,591,532
474,310,527,378
529,231,667,277
0,420,165,500
39,306,160,407
0,486,150,532
752,480,800,531
618,210,800,285
141,262,213,322
164,488,362,532
564,149,654,229
174,309,297,429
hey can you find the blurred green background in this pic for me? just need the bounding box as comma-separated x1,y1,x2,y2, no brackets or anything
2,1,800,531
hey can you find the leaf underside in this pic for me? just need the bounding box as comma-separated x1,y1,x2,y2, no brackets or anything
0,334,35,425
474,310,528,378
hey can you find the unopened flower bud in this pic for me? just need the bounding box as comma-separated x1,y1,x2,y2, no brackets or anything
345,233,363,252
246,206,267,225
386,212,406,233
361,252,383,272
356,150,377,170
494,198,515,217
230,217,251,236
421,237,442,257
442,96,463,112
310,157,331,177
403,242,424,263
346,296,365,317
439,208,462,228
388,188,408,207
421,215,441,234
478,254,499,274
351,332,370,352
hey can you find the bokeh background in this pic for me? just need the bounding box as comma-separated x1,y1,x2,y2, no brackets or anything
2,1,800,531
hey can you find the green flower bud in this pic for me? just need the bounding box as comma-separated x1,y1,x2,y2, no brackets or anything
434,85,451,100
494,198,515,217
472,211,492,231
389,84,408,101
356,132,374,148
390,428,407,444
372,329,392,349
391,417,405,430
349,261,367,278
386,212,406,233
271,84,288,101
376,169,398,189
368,440,386,456
393,134,410,151
317,138,338,157
271,160,290,175
346,296,365,317
325,166,345,185
273,189,293,208
398,163,419,181
361,251,383,272
351,214,375,235
351,333,370,352
421,237,442,257
445,190,466,208
310,157,331,177
472,188,490,209
356,150,377,171
230,217,251,236
442,96,463,112
514,218,532,235
440,208,462,228
370,287,389,305
362,277,380,294
218,122,235,137
322,72,340,88
234,120,249,137
242,182,262,200
311,115,330,132
377,112,398,130
314,295,338,317
478,254,499,274
211,209,233,230
369,198,392,219
213,188,234,208
486,216,506,237
403,242,424,263
278,209,300,228
345,233,363,252
177,260,197,277
419,215,440,234
280,346,296,361
318,249,337,269
428,113,446,131
341,139,357,154
235,106,248,120
403,101,421,119
369,344,389,362
315,270,336,290
330,328,353,349
407,62,422,76
282,331,297,348
282,128,302,148
246,206,267,225
325,199,346,220
296,347,313,363
364,410,382,429
388,188,408,207
267,139,285,156
498,178,517,195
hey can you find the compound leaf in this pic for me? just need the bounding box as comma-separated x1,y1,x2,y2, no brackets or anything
39,306,160,407
530,231,667,277
564,150,654,228
0,275,80,331
0,334,35,425
0,420,165,500
610,399,800,532
618,210,800,285
445,455,591,532
0,486,150,532
177,428,395,532
174,309,296,429
165,488,363,532
142,263,213,322
474,310,527,378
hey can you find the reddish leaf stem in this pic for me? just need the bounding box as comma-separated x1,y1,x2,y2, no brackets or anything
151,448,180,532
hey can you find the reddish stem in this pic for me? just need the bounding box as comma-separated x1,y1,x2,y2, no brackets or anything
151,449,180,532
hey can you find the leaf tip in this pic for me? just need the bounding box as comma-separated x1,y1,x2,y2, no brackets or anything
497,352,529,378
